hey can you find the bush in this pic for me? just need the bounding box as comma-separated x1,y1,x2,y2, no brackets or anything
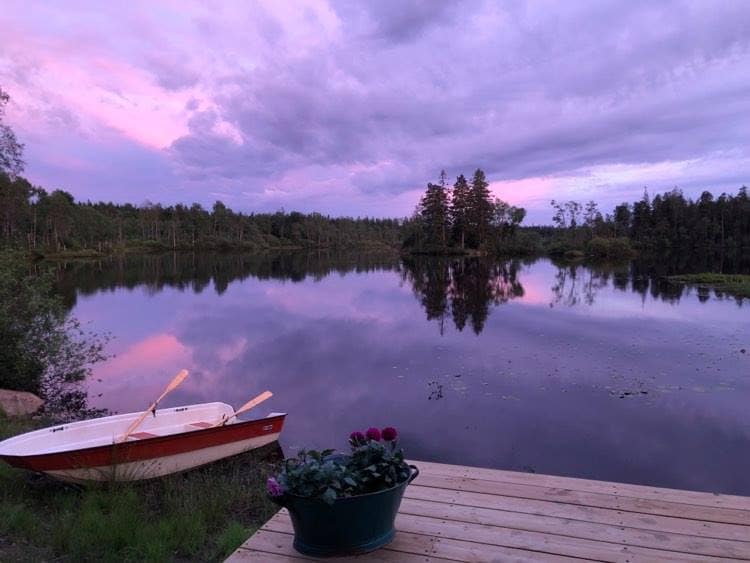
545,240,581,257
564,249,585,259
489,231,542,256
587,237,635,259
0,253,107,418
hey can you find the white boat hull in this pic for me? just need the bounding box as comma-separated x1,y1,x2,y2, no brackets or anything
46,431,281,483
0,403,287,482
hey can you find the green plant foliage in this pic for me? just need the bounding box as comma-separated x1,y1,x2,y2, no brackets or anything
0,416,281,563
404,169,527,254
586,237,634,259
0,173,403,255
216,522,250,559
667,273,750,299
546,187,750,258
271,431,410,505
0,253,108,418
0,87,25,178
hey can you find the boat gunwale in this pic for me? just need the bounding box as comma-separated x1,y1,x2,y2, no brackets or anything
0,413,287,470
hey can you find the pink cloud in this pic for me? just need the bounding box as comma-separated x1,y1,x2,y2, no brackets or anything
490,176,558,207
95,333,193,381
86,332,193,411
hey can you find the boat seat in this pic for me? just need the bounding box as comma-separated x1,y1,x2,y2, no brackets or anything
128,431,158,440
189,422,213,429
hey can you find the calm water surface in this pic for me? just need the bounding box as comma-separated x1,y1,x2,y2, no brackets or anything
57,253,750,495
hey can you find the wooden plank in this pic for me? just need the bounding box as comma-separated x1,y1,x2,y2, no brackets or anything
392,513,737,563
404,485,750,542
231,530,313,561
238,528,450,563
227,545,309,562
242,525,454,562
262,512,591,563
265,510,734,563
412,474,750,526
226,462,750,563
390,533,591,563
412,461,750,511
398,497,750,559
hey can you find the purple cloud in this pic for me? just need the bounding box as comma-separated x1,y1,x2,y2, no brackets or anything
1,1,748,220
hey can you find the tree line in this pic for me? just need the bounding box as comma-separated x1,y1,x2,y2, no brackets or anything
0,175,403,254
546,187,750,257
402,169,527,254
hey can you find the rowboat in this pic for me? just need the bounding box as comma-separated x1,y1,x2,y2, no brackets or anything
0,401,286,483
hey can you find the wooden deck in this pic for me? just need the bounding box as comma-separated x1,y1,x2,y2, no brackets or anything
227,460,750,562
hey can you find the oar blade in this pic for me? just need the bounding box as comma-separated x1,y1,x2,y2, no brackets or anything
163,369,189,395
214,390,273,427
235,390,273,417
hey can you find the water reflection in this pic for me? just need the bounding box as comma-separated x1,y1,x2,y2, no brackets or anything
400,257,525,334
400,256,747,335
53,252,747,324
52,251,400,309
549,260,747,310
55,252,750,495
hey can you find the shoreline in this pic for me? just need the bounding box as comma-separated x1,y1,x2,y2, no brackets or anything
0,412,280,562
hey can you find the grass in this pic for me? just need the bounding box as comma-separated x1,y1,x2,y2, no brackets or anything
0,414,281,562
667,273,750,299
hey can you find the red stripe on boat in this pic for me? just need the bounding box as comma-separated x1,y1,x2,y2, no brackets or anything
0,415,285,472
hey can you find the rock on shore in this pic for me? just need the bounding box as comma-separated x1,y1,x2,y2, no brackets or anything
0,389,44,416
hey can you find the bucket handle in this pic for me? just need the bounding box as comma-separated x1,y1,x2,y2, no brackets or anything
407,464,420,483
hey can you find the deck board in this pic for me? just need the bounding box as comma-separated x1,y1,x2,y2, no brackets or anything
227,461,750,562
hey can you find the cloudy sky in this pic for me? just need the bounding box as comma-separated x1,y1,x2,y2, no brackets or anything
1,1,749,222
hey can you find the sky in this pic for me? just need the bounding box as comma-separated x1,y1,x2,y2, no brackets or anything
1,1,749,223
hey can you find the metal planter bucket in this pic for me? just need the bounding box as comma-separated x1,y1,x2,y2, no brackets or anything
283,465,419,557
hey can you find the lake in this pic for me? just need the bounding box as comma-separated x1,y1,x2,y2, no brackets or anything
56,252,750,495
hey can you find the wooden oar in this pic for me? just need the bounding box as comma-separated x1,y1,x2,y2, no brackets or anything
119,369,189,442
214,391,273,427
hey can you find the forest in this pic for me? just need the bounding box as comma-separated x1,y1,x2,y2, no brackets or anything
0,174,402,255
405,168,750,260
2,171,749,260
540,187,750,258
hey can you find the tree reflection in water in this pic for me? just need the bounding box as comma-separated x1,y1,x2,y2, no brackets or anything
51,252,746,327
548,258,748,308
400,257,525,334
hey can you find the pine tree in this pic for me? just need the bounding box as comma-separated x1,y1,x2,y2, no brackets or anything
450,174,470,249
613,203,631,237
418,180,450,249
631,187,652,243
468,169,493,248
